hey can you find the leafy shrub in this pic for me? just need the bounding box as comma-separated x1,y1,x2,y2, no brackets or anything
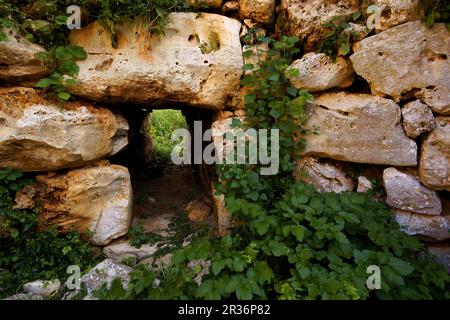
0,168,100,298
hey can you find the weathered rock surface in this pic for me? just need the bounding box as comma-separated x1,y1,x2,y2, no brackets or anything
81,259,132,295
301,92,418,166
23,279,61,297
13,184,37,210
370,0,424,32
222,1,239,15
186,200,211,222
288,53,354,92
394,210,450,241
104,239,160,262
383,167,442,215
3,293,42,300
419,116,450,191
276,0,357,50
401,100,435,138
239,0,276,24
350,21,450,115
68,13,243,109
356,176,372,193
427,245,450,273
0,87,128,172
293,157,354,193
0,29,49,82
38,161,133,245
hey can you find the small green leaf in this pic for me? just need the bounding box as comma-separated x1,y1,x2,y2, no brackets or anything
267,71,280,81
58,92,71,101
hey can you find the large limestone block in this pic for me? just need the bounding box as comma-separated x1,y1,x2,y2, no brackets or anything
419,117,450,191
0,29,49,82
350,21,450,115
0,87,128,172
288,53,354,92
38,161,133,245
383,167,442,215
68,13,243,109
300,92,417,166
276,0,357,50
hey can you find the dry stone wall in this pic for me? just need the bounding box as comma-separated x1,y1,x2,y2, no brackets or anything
0,1,448,271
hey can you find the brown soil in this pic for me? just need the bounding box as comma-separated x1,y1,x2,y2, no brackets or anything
131,166,214,233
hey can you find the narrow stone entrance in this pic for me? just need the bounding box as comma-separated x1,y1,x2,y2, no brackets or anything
103,107,217,263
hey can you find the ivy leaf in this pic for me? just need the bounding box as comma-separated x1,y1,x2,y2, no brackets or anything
253,263,272,285
254,218,270,236
58,92,71,101
232,257,246,272
244,93,256,104
243,63,254,71
352,10,362,21
268,240,290,257
267,71,280,81
212,259,226,275
389,257,414,276
286,86,298,97
236,283,252,300
291,225,305,242
35,78,55,88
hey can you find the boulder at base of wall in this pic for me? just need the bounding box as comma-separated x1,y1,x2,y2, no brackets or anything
0,87,128,172
419,116,450,191
300,92,417,166
383,167,442,215
0,29,49,82
394,210,450,241
67,13,243,109
37,161,133,245
351,21,450,115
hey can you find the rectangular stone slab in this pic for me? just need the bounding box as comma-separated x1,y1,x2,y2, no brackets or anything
68,13,243,109
300,92,417,166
